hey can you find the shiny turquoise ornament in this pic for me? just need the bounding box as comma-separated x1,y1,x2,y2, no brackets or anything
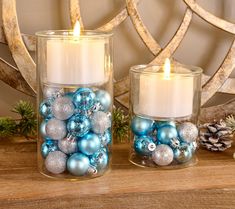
99,129,112,146
134,135,156,156
67,114,91,137
73,88,95,110
173,143,192,163
90,149,109,171
67,153,90,176
78,132,101,155
155,121,176,129
157,125,178,144
41,140,58,158
39,99,53,119
131,116,155,136
95,90,111,111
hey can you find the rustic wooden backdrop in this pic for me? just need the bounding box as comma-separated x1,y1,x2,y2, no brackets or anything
0,0,235,119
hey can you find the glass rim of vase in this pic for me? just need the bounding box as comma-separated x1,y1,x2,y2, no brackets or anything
130,64,203,77
36,30,113,39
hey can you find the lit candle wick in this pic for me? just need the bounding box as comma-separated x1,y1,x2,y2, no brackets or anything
164,58,171,80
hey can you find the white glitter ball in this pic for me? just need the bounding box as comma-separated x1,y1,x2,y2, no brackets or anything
46,118,67,140
90,111,111,134
152,144,174,166
177,122,198,143
45,151,67,174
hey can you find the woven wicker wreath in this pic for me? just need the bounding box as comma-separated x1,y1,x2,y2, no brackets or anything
0,0,235,119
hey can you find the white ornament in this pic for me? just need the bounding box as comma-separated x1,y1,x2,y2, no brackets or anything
46,118,67,140
152,144,174,166
177,122,198,143
52,97,75,120
58,137,77,154
90,111,111,134
45,151,67,174
43,86,63,99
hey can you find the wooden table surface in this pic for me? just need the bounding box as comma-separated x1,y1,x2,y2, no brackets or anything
0,137,235,209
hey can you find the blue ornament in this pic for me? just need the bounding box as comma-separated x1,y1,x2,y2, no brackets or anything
78,132,101,155
99,129,112,146
39,99,53,119
67,114,91,137
157,125,178,144
40,120,48,138
155,121,176,129
65,92,74,100
134,135,156,156
173,143,192,163
67,153,90,176
131,116,155,136
41,140,58,158
95,90,111,111
90,149,109,171
73,88,95,110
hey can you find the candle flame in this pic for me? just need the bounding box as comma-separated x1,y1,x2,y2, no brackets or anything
73,21,81,37
164,58,171,80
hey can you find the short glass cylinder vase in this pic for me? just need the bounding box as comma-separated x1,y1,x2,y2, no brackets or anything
129,63,202,169
36,30,113,179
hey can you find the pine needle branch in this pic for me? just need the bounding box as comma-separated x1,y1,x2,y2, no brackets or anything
225,114,235,132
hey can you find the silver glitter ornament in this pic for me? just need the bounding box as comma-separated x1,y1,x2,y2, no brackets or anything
46,118,67,140
58,136,77,154
45,151,67,174
177,122,198,143
90,111,111,134
52,96,75,120
43,86,64,99
152,144,174,166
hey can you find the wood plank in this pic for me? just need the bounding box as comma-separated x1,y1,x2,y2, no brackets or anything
0,137,234,209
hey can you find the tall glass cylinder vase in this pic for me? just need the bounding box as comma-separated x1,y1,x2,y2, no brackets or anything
36,30,113,179
129,62,202,169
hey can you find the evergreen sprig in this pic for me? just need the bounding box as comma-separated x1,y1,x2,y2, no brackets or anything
0,100,37,139
113,107,129,143
225,114,235,132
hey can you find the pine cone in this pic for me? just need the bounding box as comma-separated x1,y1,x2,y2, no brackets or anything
199,120,233,151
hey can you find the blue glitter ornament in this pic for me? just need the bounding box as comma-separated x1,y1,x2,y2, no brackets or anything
39,99,53,119
131,116,155,136
173,143,192,163
157,125,178,144
78,132,101,155
67,153,90,176
134,135,156,156
95,90,111,111
73,88,96,110
99,129,112,146
40,120,48,138
155,121,176,129
41,140,58,158
67,114,91,137
90,149,109,171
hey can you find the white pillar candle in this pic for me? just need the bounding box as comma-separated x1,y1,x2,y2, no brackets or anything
134,60,194,118
46,23,106,85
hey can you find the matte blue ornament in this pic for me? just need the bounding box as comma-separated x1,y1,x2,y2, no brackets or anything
67,114,91,137
40,120,48,138
173,143,192,163
157,125,178,144
67,153,90,176
134,135,156,156
95,90,111,111
78,132,101,155
90,149,109,171
73,88,95,110
39,99,53,119
99,129,112,146
41,140,58,158
155,121,176,129
131,116,155,136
